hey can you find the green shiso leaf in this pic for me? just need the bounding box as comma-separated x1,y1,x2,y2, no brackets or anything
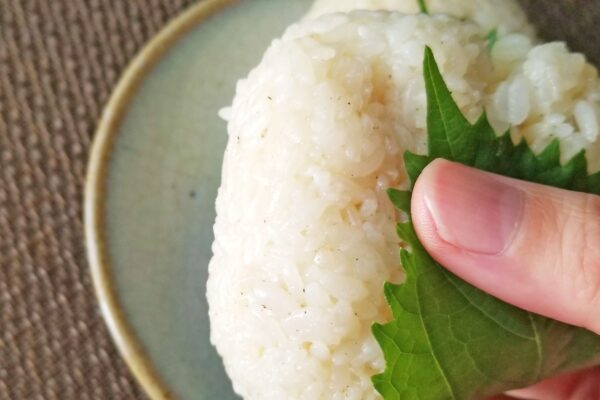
485,28,499,52
372,47,600,400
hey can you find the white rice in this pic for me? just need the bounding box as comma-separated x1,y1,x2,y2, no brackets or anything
487,41,600,167
305,0,536,39
207,7,600,400
306,0,600,168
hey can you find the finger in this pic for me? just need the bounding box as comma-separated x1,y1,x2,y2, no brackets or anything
411,159,600,335
506,366,600,400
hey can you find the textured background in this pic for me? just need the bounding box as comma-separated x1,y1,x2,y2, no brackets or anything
0,1,597,399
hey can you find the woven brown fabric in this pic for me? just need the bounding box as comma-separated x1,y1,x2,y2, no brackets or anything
0,1,598,399
520,0,600,66
0,1,195,399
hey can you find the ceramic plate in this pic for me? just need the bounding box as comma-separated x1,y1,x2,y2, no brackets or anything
85,1,312,398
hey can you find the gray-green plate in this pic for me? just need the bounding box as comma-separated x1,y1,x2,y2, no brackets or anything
84,1,312,399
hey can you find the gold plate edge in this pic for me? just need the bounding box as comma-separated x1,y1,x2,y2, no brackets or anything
84,1,239,399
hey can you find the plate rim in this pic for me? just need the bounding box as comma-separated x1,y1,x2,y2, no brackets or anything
84,1,239,399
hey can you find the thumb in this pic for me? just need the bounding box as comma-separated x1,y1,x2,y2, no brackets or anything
411,159,600,335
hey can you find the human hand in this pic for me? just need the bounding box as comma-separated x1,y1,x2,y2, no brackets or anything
411,159,600,399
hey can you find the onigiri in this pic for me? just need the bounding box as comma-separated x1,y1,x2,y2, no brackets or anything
207,6,600,400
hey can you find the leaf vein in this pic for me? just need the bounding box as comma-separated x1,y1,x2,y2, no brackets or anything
528,313,543,381
415,279,458,399
441,268,536,341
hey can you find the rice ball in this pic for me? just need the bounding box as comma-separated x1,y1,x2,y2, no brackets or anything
207,7,600,400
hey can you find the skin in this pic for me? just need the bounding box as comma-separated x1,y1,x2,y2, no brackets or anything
411,159,600,400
